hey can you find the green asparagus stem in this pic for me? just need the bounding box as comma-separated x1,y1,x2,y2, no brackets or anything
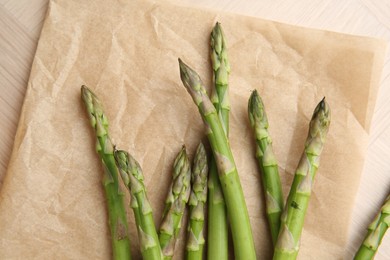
273,98,331,260
248,90,284,245
159,146,192,260
208,22,229,260
81,86,131,260
114,150,163,260
186,142,208,260
210,22,230,135
354,194,390,260
207,158,229,260
178,59,256,260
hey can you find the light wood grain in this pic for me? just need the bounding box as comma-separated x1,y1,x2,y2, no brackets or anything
0,0,389,259
0,1,47,187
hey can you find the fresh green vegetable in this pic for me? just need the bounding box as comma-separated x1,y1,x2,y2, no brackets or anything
186,142,208,260
354,194,390,260
248,90,284,244
179,59,256,260
273,98,331,260
159,146,191,260
81,85,131,260
208,22,229,260
210,22,230,135
207,158,229,260
114,150,163,260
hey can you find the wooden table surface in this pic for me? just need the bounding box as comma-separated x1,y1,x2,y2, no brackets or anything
1,0,389,258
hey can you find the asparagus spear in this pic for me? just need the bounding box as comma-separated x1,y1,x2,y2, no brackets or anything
114,150,163,260
248,90,284,245
178,59,256,260
159,146,192,260
210,22,230,134
208,22,229,260
81,86,131,260
186,142,208,260
273,98,331,260
354,194,390,260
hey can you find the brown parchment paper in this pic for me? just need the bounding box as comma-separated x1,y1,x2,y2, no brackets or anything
0,0,387,259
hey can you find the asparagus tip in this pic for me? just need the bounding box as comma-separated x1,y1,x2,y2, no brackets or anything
114,150,129,171
313,97,330,123
177,58,205,106
249,89,261,104
81,85,91,102
212,21,223,33
248,89,267,127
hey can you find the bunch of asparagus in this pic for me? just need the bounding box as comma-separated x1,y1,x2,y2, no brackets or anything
82,85,208,260
178,24,332,260
81,22,388,260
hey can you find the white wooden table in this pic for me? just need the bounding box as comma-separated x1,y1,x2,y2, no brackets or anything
1,0,389,258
